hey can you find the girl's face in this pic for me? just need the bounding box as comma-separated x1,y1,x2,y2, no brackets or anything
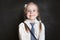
26,4,38,20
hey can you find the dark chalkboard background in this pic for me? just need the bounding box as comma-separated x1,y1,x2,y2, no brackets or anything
0,0,60,40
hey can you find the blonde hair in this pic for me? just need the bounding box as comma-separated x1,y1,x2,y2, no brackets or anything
23,2,42,32
24,2,41,21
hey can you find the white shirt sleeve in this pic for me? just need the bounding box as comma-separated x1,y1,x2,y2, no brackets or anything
39,23,45,40
19,23,26,40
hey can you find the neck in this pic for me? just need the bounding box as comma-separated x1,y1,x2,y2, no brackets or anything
29,19,35,23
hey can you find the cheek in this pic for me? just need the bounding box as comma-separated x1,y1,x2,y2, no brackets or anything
34,12,38,17
26,13,30,18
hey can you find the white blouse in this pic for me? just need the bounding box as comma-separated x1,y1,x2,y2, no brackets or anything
19,19,45,40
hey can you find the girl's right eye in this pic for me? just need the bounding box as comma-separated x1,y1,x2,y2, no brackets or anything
27,10,30,12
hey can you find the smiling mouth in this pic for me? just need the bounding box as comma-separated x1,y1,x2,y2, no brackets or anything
30,15,35,16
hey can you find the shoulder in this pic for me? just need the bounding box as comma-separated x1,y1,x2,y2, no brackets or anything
19,22,24,26
19,22,25,28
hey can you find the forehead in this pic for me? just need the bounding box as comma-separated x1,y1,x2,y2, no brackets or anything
27,3,38,10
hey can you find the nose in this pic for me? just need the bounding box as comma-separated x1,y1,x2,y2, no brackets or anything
30,11,33,14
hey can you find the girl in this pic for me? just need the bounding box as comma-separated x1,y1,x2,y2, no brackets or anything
19,2,45,40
